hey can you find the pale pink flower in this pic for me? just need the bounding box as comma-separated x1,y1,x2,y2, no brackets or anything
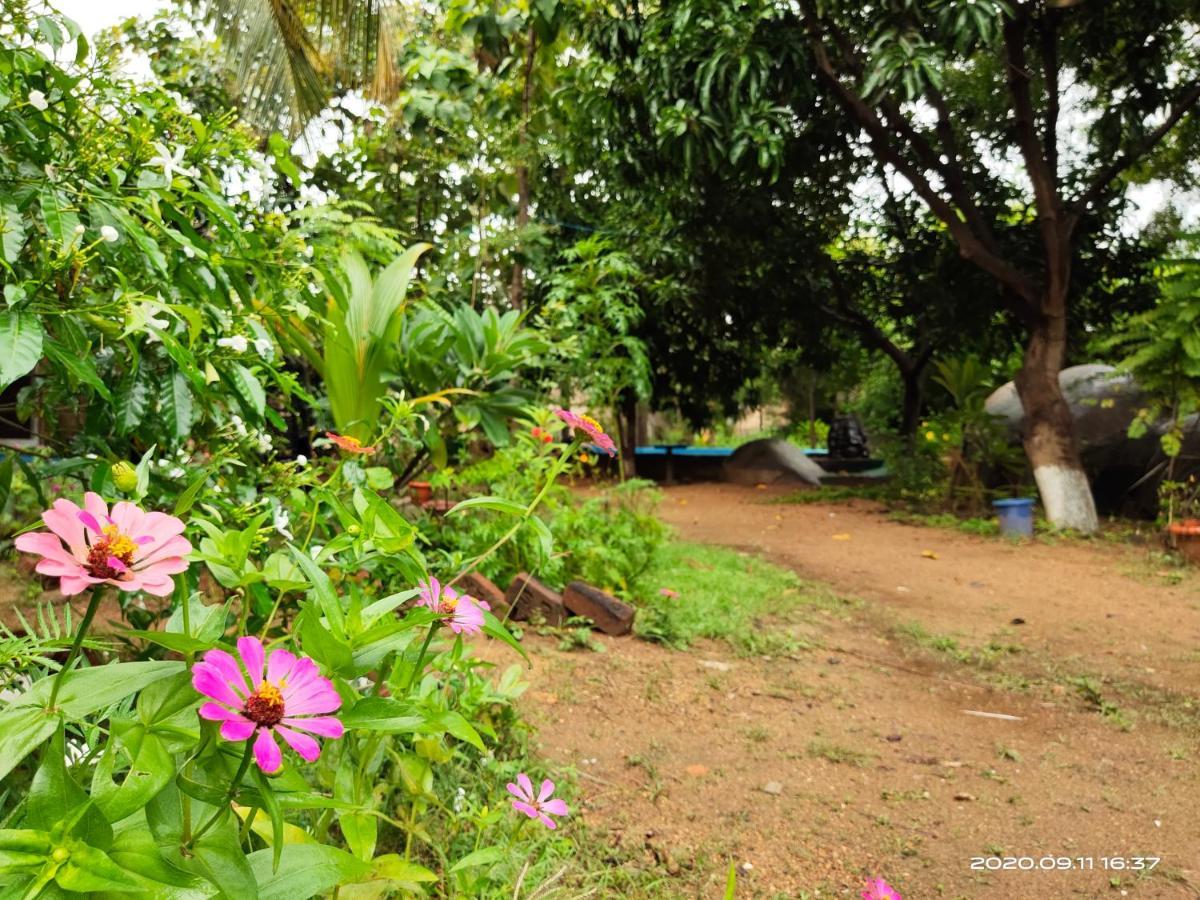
506,773,568,829
658,588,679,599
193,636,344,774
15,492,191,596
325,431,376,455
862,877,902,900
552,408,617,457
417,577,486,635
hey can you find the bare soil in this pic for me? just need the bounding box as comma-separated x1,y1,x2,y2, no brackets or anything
505,484,1200,899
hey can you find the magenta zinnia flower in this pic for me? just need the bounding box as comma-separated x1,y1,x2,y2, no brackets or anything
417,577,486,635
15,493,191,596
552,408,617,457
193,636,344,774
506,773,568,829
862,877,902,900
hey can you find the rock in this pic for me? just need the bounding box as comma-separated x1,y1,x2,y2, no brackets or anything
563,581,636,636
954,792,976,802
984,363,1195,515
457,572,508,617
722,438,825,487
684,764,709,777
700,659,732,672
762,781,783,795
506,573,565,626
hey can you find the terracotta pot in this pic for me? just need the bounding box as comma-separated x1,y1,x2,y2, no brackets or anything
409,481,432,504
1167,519,1200,564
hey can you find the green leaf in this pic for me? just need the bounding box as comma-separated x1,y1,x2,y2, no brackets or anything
115,368,150,433
287,545,346,638
248,845,370,900
449,846,505,873
295,603,354,674
44,337,111,401
173,465,214,516
224,362,266,420
355,854,437,891
161,368,196,442
0,708,56,785
92,731,173,823
446,495,527,517
340,697,424,734
55,844,144,893
39,186,80,244
0,202,27,264
482,611,529,665
27,727,112,850
0,309,43,391
166,593,228,643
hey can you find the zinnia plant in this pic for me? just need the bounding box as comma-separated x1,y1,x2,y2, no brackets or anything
507,773,569,829
552,407,617,456
861,877,902,900
193,636,344,773
418,577,488,635
15,492,191,596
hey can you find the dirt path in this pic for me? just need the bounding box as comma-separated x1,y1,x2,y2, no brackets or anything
507,485,1200,899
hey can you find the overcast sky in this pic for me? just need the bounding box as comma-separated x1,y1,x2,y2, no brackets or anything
56,0,163,36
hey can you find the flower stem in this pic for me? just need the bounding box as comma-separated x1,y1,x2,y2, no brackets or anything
189,740,256,846
404,623,438,693
47,587,104,711
448,438,580,589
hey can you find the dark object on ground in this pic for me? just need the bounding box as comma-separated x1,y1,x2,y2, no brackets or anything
458,572,508,617
563,581,635,636
984,364,1199,516
827,415,869,459
506,573,565,626
722,438,824,486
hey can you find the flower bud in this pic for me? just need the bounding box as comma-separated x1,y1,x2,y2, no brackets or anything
111,461,138,492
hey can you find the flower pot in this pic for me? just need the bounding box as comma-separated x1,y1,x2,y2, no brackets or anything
1167,519,1200,564
993,497,1035,538
409,481,432,505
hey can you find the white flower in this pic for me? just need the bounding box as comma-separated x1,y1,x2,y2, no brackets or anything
273,507,294,540
147,141,197,182
295,454,308,467
183,245,195,259
309,544,323,559
216,335,249,353
230,414,247,436
253,337,273,357
399,171,416,186
168,466,186,479
256,433,272,454
453,787,466,813
27,90,47,111
72,224,85,236
100,225,119,243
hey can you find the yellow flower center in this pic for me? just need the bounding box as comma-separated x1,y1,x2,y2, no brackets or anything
85,524,138,579
580,415,603,432
101,524,137,559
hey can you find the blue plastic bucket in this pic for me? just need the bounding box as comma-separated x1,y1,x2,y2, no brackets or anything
993,498,1035,537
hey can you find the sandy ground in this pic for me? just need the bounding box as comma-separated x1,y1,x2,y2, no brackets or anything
502,485,1200,899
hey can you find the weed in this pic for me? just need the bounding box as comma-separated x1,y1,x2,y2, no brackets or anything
807,739,873,767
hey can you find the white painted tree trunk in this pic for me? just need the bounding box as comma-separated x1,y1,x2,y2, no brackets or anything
1033,464,1098,533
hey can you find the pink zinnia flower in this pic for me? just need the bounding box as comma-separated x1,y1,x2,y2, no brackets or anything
659,588,679,599
193,636,344,774
506,773,568,829
325,431,376,455
862,878,902,900
417,577,486,635
552,408,617,457
15,493,191,596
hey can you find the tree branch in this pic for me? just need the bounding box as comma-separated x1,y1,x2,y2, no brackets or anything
1072,82,1200,213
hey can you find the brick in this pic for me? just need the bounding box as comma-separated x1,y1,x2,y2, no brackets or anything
457,572,509,618
562,581,636,636
506,572,564,626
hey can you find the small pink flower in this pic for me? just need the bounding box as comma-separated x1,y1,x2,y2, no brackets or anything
506,773,568,829
658,588,679,599
552,408,617,457
15,492,191,596
417,577,486,635
193,636,344,774
862,877,902,900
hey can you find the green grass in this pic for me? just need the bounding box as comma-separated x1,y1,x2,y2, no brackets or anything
773,485,888,505
632,541,854,654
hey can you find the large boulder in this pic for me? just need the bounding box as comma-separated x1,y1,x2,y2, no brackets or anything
984,364,1189,515
723,438,825,487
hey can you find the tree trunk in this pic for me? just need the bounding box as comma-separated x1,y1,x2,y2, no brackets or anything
899,366,923,439
509,25,538,311
617,389,638,479
1014,297,1098,532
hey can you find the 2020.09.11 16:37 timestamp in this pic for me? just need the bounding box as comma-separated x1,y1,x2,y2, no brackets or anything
969,856,1161,872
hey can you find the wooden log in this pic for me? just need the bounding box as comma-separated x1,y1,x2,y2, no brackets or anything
506,572,564,626
457,572,509,617
562,581,636,636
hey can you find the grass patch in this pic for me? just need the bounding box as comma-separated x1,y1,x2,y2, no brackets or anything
807,739,874,767
633,542,854,653
773,485,888,505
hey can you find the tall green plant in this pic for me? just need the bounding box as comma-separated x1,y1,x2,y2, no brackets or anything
322,246,430,441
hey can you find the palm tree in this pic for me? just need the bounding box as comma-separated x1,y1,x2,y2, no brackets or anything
197,0,401,135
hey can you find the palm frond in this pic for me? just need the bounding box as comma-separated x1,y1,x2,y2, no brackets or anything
197,0,401,136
